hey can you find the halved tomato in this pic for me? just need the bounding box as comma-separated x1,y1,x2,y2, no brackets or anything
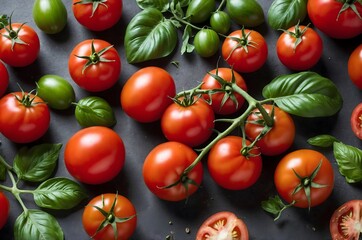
350,103,362,140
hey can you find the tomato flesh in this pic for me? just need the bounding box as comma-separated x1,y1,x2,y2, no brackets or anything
350,103,362,140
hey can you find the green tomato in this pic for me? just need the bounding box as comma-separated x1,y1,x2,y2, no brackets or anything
186,0,216,23
75,96,116,128
226,0,264,27
194,29,220,58
33,0,68,34
210,11,231,35
36,74,75,110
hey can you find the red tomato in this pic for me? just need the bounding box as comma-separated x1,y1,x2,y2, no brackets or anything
245,104,295,156
64,126,125,184
0,92,50,143
222,29,268,73
348,44,362,89
330,200,362,239
274,149,334,208
161,98,215,147
201,68,248,115
0,22,40,67
0,191,10,230
307,0,362,39
72,0,123,31
82,193,137,240
196,211,249,240
68,39,121,92
350,102,362,139
208,136,262,190
0,61,9,97
276,24,323,71
142,141,203,201
120,67,176,123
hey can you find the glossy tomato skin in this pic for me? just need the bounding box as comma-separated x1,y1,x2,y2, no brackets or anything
0,191,10,230
196,211,249,240
121,66,176,123
276,25,323,71
194,29,220,58
161,98,215,147
0,61,9,97
210,11,231,34
82,193,137,240
0,92,50,143
72,0,123,31
307,0,362,39
330,200,362,239
142,141,203,201
64,126,125,184
208,136,262,190
68,39,121,92
348,44,362,89
0,23,40,67
201,68,247,115
274,149,334,208
245,104,295,156
350,103,362,139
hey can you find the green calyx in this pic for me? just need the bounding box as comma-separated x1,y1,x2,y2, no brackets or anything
226,27,258,58
1,14,28,51
73,0,108,17
280,21,310,52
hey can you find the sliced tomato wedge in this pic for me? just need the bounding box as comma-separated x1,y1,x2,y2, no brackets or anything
350,103,362,140
196,211,249,240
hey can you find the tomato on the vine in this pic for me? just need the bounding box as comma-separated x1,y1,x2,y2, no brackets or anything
68,39,121,92
222,28,268,73
0,91,50,143
72,0,123,31
245,104,295,156
201,67,247,115
196,211,249,240
142,141,203,201
0,60,9,97
208,136,262,190
274,149,334,208
0,191,9,230
350,103,362,139
330,200,362,239
64,126,125,184
348,44,362,89
120,66,176,123
82,193,137,240
193,28,220,58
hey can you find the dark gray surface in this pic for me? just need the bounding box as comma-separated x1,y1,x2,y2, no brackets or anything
1,1,361,239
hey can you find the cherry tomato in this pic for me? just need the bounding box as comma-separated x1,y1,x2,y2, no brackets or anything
0,191,10,230
276,24,323,70
350,103,362,139
0,91,50,143
68,39,121,92
226,0,264,27
120,66,176,123
161,98,215,147
82,193,137,240
330,200,362,240
72,0,123,31
222,28,268,73
274,149,334,208
348,44,362,89
193,28,220,58
64,126,125,184
0,22,40,67
196,211,249,240
185,0,216,23
142,141,203,201
201,67,247,115
0,60,9,97
210,11,231,34
307,0,362,39
245,104,295,156
208,136,262,190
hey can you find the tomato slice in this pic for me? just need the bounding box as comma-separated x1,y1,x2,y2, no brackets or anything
330,200,362,240
350,103,362,140
196,211,249,240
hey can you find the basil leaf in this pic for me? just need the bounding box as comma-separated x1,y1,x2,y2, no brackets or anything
307,134,340,147
125,8,178,63
267,0,307,30
262,71,343,117
13,143,62,182
34,177,88,210
14,209,64,240
136,0,169,12
333,142,362,183
75,96,116,128
181,25,194,54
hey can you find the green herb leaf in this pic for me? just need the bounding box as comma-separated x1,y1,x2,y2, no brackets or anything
136,0,169,12
181,25,194,54
333,142,362,183
262,71,343,117
14,209,64,240
267,0,307,30
13,143,62,182
307,134,340,147
33,177,88,210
